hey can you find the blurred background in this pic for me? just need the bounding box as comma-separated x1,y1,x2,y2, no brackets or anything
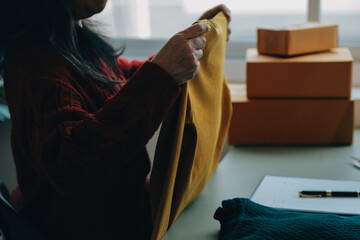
90,0,360,84
1,0,359,191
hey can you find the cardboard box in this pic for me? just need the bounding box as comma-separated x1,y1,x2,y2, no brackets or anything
257,22,337,56
228,84,354,145
353,87,360,128
246,48,353,98
355,99,360,128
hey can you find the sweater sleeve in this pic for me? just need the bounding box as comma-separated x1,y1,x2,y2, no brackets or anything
117,57,148,79
25,61,180,196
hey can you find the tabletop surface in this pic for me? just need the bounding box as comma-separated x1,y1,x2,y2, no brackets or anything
163,129,360,240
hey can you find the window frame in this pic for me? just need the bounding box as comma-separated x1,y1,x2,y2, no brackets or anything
116,0,359,86
1,0,359,85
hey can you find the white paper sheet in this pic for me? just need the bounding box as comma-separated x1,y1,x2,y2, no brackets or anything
250,175,360,215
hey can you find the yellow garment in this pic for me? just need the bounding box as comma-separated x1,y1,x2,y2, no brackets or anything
150,12,232,240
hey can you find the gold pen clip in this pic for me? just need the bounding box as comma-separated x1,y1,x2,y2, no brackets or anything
298,191,322,198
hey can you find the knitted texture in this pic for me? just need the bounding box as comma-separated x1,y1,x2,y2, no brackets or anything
3,40,180,239
214,198,360,240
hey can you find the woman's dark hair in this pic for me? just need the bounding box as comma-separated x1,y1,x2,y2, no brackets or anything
0,0,123,85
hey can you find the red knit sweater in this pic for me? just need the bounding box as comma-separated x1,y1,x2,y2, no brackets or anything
3,42,180,239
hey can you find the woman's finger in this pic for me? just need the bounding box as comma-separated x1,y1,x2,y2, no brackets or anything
189,36,206,50
182,23,210,40
199,4,231,23
194,49,204,60
227,27,231,42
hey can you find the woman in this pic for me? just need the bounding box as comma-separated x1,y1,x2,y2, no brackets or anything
0,0,231,239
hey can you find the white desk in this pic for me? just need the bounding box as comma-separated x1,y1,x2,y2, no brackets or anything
163,129,360,240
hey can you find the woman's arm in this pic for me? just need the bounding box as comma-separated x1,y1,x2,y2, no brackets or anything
23,61,180,196
117,57,148,79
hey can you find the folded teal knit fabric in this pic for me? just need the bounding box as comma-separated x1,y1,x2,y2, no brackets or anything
214,198,360,240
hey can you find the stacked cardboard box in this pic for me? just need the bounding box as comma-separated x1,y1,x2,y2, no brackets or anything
257,22,338,56
354,87,360,127
228,23,354,145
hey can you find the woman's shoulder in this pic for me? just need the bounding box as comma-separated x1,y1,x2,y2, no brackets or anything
4,40,79,89
7,40,73,75
7,41,67,70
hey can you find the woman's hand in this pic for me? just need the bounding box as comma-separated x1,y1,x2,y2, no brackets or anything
199,4,231,41
152,23,210,85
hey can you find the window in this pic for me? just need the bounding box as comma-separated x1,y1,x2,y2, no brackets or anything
321,0,360,46
90,0,359,85
93,0,308,42
93,0,360,47
158,0,308,42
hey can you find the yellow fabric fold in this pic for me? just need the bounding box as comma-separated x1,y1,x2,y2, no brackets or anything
150,12,232,240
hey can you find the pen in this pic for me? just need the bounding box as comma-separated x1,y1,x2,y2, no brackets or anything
299,190,360,198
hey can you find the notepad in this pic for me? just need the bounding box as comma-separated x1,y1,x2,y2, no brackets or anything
250,175,360,215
